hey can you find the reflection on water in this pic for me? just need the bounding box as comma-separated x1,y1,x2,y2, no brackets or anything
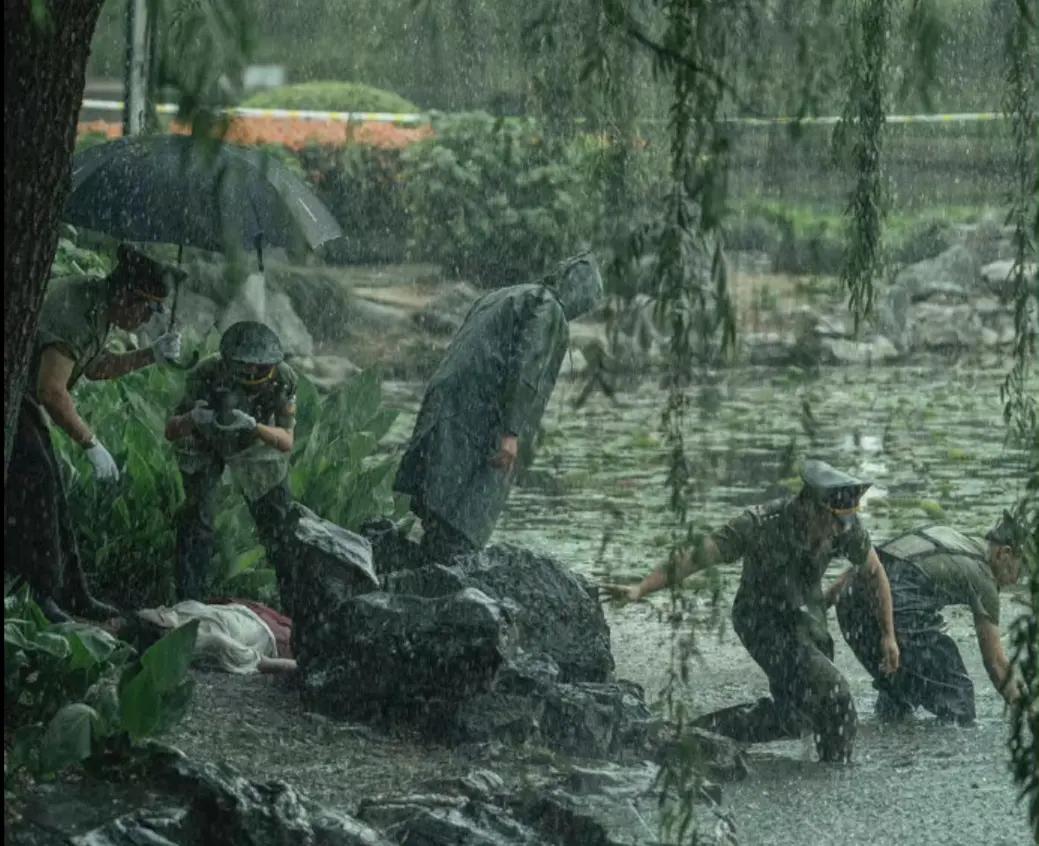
386,364,1033,583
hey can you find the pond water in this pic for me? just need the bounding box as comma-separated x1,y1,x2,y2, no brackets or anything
387,362,1033,586
379,361,1035,844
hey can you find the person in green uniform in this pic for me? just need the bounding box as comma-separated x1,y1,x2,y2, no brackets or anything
603,459,900,763
5,245,184,622
164,321,297,604
827,512,1026,724
394,253,604,562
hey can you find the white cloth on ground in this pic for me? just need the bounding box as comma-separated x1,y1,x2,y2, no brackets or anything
136,600,278,674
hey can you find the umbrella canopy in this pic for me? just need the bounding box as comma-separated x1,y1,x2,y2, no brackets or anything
63,135,343,255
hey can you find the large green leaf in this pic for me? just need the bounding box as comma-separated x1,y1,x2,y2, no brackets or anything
141,619,200,693
51,624,122,671
39,703,99,774
119,665,162,741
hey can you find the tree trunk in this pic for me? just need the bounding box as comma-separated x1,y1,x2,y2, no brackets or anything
3,0,105,484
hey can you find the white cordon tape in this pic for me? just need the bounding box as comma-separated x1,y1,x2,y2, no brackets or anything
79,99,1007,127
80,99,426,126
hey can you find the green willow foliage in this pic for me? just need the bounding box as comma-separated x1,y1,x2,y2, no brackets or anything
999,0,1039,443
592,0,1035,838
1001,3,1039,835
1007,443,1038,836
598,0,748,838
834,0,893,332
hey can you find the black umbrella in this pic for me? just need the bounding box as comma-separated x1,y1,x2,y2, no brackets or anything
64,135,343,265
63,135,344,368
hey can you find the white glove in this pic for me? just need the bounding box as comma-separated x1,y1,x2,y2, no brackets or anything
214,409,257,433
151,332,183,366
85,442,120,482
189,402,216,433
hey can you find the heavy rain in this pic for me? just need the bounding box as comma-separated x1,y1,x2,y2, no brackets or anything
3,2,1037,845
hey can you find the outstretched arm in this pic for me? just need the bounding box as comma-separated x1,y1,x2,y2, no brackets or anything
604,534,724,603
864,548,900,674
975,617,1021,706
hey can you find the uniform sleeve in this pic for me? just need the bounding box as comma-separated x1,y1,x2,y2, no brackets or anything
500,295,566,436
963,561,1001,624
710,512,756,563
36,288,94,365
273,364,298,431
838,520,873,569
173,363,207,415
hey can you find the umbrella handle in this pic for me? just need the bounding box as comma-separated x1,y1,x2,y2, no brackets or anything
164,260,198,369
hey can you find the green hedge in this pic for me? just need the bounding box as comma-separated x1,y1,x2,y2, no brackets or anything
400,112,599,286
242,81,419,113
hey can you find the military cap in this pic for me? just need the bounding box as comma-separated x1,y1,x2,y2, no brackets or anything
113,244,185,300
800,458,872,526
986,509,1028,551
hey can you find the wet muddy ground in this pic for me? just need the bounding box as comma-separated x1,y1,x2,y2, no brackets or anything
166,362,1033,843
164,587,1031,845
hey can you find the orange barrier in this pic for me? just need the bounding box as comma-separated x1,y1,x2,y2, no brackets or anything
77,117,432,151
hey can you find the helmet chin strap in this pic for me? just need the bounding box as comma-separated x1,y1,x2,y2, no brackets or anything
238,366,276,386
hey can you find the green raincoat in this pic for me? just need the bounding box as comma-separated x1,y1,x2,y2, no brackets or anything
394,283,569,548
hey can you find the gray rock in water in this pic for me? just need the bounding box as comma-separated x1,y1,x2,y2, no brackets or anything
385,545,615,684
300,588,517,725
817,336,900,366
980,259,1037,298
909,302,985,351
894,244,980,303
655,727,750,784
413,282,481,336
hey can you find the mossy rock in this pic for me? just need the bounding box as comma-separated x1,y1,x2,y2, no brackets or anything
242,81,418,114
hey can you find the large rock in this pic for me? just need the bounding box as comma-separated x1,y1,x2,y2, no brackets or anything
980,259,1038,298
7,745,391,846
346,298,415,334
359,794,542,845
299,588,517,725
288,504,378,625
894,244,980,303
359,763,737,846
413,282,481,336
299,354,363,391
454,658,653,758
817,335,900,365
384,545,615,684
654,727,750,784
909,302,986,351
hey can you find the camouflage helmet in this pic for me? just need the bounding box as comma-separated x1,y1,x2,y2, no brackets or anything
219,321,284,366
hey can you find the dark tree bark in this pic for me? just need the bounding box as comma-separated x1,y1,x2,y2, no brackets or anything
4,0,105,483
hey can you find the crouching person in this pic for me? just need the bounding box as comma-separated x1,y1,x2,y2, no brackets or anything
165,321,297,605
